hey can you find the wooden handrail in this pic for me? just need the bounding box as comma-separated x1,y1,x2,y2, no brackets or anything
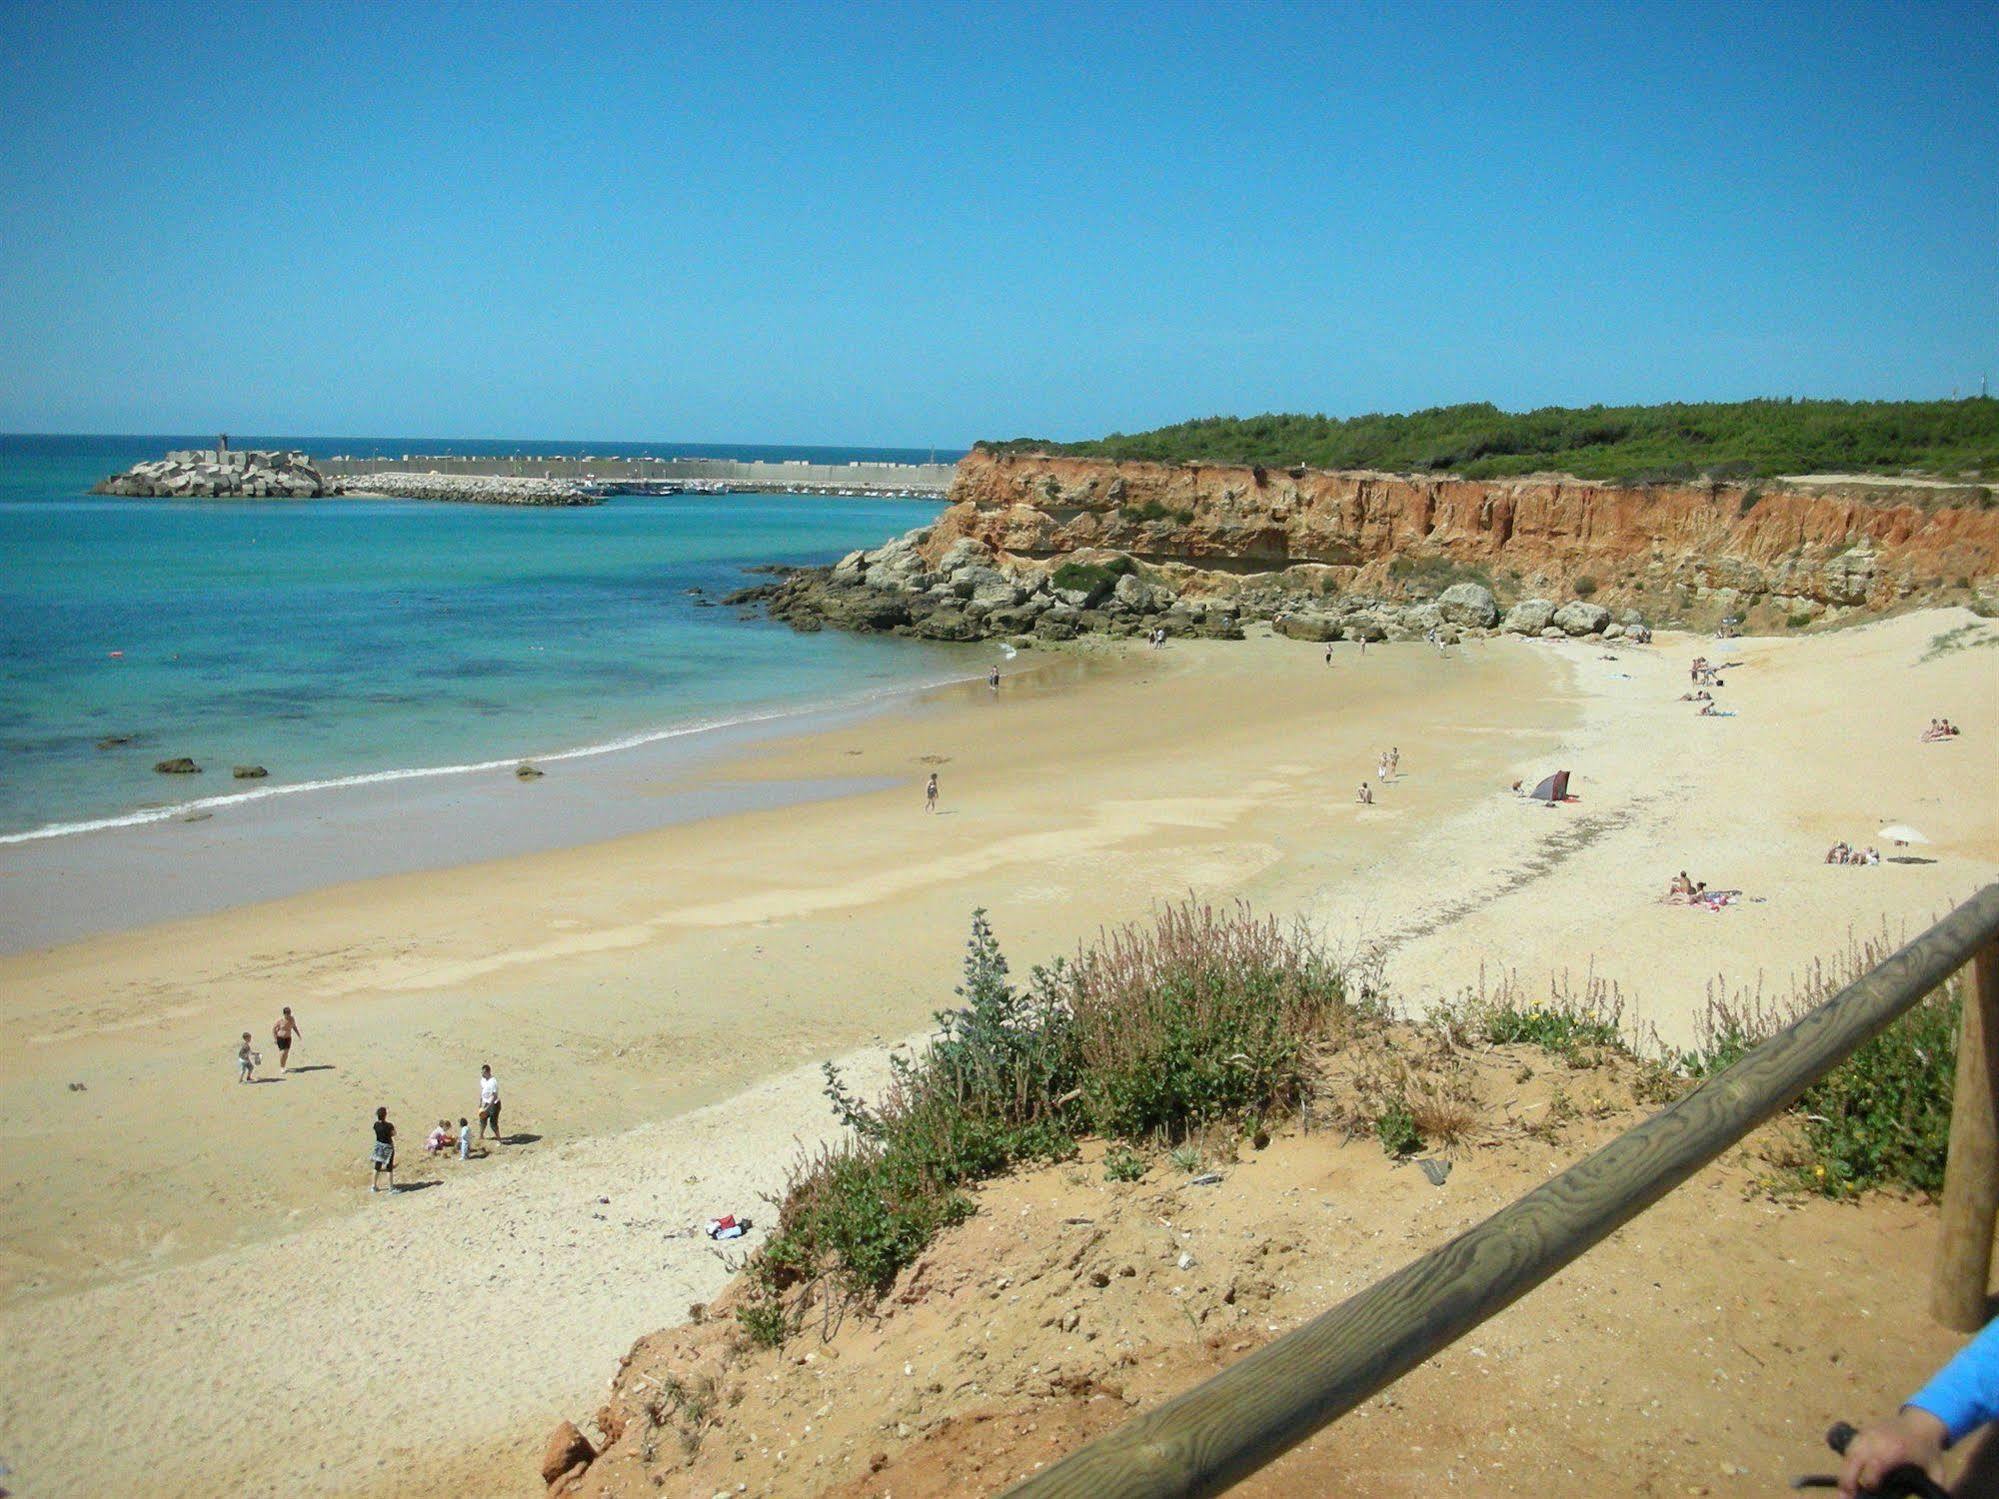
1007,883,1999,1498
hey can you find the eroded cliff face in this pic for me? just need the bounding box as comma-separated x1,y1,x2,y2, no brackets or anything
933,451,1999,624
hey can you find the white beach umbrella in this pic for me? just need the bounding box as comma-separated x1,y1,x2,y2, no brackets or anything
1877,825,1931,846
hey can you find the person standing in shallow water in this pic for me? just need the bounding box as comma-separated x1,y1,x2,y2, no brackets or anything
370,1107,395,1191
272,1006,301,1071
925,773,939,813
988,665,1000,692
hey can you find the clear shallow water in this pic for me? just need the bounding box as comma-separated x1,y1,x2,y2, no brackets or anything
0,435,968,840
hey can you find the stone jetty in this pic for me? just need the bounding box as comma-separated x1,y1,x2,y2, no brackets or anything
93,451,598,505
334,471,597,506
94,449,332,499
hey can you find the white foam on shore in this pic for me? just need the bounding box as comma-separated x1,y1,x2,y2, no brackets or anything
0,668,989,848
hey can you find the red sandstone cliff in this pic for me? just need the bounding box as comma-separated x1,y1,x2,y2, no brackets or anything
932,451,1999,623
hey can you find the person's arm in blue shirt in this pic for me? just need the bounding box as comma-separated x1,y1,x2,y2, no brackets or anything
1909,1316,1999,1446
1838,1318,1998,1496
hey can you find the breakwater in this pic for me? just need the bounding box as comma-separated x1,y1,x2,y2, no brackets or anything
316,454,957,496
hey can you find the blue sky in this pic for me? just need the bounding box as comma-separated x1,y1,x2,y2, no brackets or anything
1,0,1993,446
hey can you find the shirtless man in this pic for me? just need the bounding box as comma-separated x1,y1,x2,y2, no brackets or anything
925,773,939,814
272,1006,302,1071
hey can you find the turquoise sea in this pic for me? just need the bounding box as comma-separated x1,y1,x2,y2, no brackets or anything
0,434,970,842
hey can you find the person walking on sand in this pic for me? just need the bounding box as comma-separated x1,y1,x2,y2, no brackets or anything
478,1064,503,1144
925,772,938,814
1390,746,1401,778
370,1107,396,1191
272,1006,301,1072
988,664,1000,693
1324,642,1333,666
236,1032,259,1084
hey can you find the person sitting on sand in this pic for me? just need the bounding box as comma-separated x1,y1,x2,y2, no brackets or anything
1866,847,1881,866
1668,871,1693,896
424,1119,454,1154
1357,781,1373,805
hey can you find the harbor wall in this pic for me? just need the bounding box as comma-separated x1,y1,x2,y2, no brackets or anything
313,454,957,494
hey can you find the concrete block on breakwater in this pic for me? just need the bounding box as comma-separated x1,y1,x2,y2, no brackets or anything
316,454,958,497
332,471,599,506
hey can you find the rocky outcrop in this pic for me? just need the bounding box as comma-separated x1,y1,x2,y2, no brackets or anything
735,452,1996,646
1436,581,1499,628
539,1421,595,1489
1552,601,1610,636
95,449,332,499
153,757,200,774
937,451,1999,627
1503,599,1557,635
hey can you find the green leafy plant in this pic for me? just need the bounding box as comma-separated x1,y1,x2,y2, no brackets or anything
735,1301,790,1349
977,398,1999,483
1103,1146,1146,1182
1374,1095,1423,1156
738,901,1349,1332
1050,556,1136,598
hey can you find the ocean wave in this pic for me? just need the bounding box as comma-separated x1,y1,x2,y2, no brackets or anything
0,667,991,848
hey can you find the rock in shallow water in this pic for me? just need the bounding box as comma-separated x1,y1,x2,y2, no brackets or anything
232,765,268,779
154,757,200,774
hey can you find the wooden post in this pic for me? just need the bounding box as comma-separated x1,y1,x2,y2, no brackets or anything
1933,941,1999,1331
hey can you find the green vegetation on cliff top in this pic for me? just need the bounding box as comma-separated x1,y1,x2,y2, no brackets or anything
980,398,1999,483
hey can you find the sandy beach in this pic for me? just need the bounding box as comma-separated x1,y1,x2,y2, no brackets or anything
3,609,1996,1498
